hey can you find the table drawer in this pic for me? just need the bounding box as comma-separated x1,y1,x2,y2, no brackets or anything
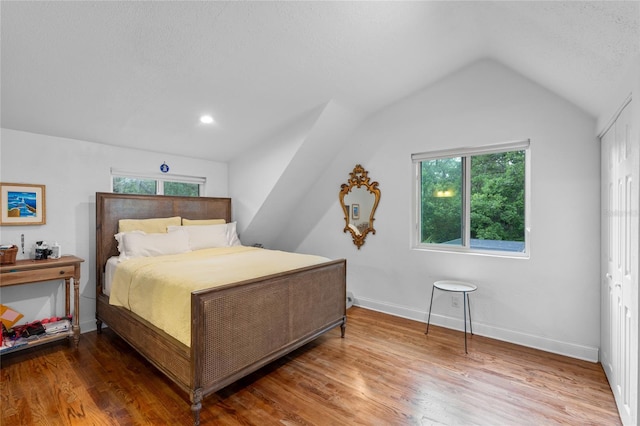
0,265,75,286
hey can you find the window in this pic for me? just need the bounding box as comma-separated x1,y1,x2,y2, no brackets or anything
112,176,157,195
412,140,530,256
111,169,204,197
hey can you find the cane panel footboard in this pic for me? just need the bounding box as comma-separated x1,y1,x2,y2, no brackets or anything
192,260,347,396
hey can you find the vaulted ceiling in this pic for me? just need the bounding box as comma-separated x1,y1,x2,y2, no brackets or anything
1,1,638,162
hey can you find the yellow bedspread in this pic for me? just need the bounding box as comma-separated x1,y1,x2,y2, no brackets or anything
109,246,330,347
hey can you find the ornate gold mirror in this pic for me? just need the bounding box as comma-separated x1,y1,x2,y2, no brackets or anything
339,164,381,249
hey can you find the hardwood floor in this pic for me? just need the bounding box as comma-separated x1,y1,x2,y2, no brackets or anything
1,307,620,425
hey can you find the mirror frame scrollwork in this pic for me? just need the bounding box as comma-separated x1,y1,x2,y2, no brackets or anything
339,164,381,249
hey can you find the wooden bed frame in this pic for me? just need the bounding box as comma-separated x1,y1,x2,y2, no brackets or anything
95,192,347,425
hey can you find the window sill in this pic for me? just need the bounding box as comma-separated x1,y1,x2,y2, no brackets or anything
412,245,530,259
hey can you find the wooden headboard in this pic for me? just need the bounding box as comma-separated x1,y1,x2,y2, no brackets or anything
95,192,232,293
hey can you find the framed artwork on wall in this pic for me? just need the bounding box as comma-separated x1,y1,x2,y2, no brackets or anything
0,183,46,226
352,204,360,220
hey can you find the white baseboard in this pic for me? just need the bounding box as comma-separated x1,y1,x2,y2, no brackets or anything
353,296,599,363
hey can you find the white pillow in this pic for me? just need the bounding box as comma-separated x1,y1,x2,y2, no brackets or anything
226,222,242,247
118,228,191,260
167,222,242,250
182,218,226,226
114,230,144,261
168,224,228,250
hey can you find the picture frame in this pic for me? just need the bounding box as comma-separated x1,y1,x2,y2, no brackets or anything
0,183,46,226
352,204,360,220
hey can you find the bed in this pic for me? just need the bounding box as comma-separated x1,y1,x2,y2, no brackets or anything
95,192,347,425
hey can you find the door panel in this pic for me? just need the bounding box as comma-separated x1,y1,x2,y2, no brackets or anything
601,127,614,379
601,100,637,426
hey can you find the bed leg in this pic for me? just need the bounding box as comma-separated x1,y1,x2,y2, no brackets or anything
96,318,102,334
191,388,203,426
340,315,347,338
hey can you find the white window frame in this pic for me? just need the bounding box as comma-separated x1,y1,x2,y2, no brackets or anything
411,140,531,258
110,168,206,196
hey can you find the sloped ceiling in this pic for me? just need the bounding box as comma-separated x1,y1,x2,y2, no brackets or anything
1,1,638,162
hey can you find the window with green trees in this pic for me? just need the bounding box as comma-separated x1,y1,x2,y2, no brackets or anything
112,171,203,197
112,177,157,195
413,141,529,254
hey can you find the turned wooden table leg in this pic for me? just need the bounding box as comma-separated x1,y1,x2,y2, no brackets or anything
72,268,81,347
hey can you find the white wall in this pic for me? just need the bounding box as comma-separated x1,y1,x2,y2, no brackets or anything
291,59,601,361
228,109,314,238
0,129,228,333
230,101,364,249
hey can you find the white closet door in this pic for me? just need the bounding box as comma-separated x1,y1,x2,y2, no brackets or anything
601,100,638,426
601,123,615,381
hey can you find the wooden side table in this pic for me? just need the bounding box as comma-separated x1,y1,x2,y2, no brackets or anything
0,255,84,353
425,280,478,353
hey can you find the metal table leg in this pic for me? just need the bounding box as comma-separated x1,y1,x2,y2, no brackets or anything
463,291,468,353
425,285,436,335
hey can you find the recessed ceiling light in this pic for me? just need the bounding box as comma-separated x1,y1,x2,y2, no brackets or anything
199,115,215,124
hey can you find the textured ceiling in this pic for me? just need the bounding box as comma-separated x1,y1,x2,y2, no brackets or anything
1,1,638,162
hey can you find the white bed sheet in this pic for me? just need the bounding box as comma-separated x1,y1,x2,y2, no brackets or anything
103,256,119,296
